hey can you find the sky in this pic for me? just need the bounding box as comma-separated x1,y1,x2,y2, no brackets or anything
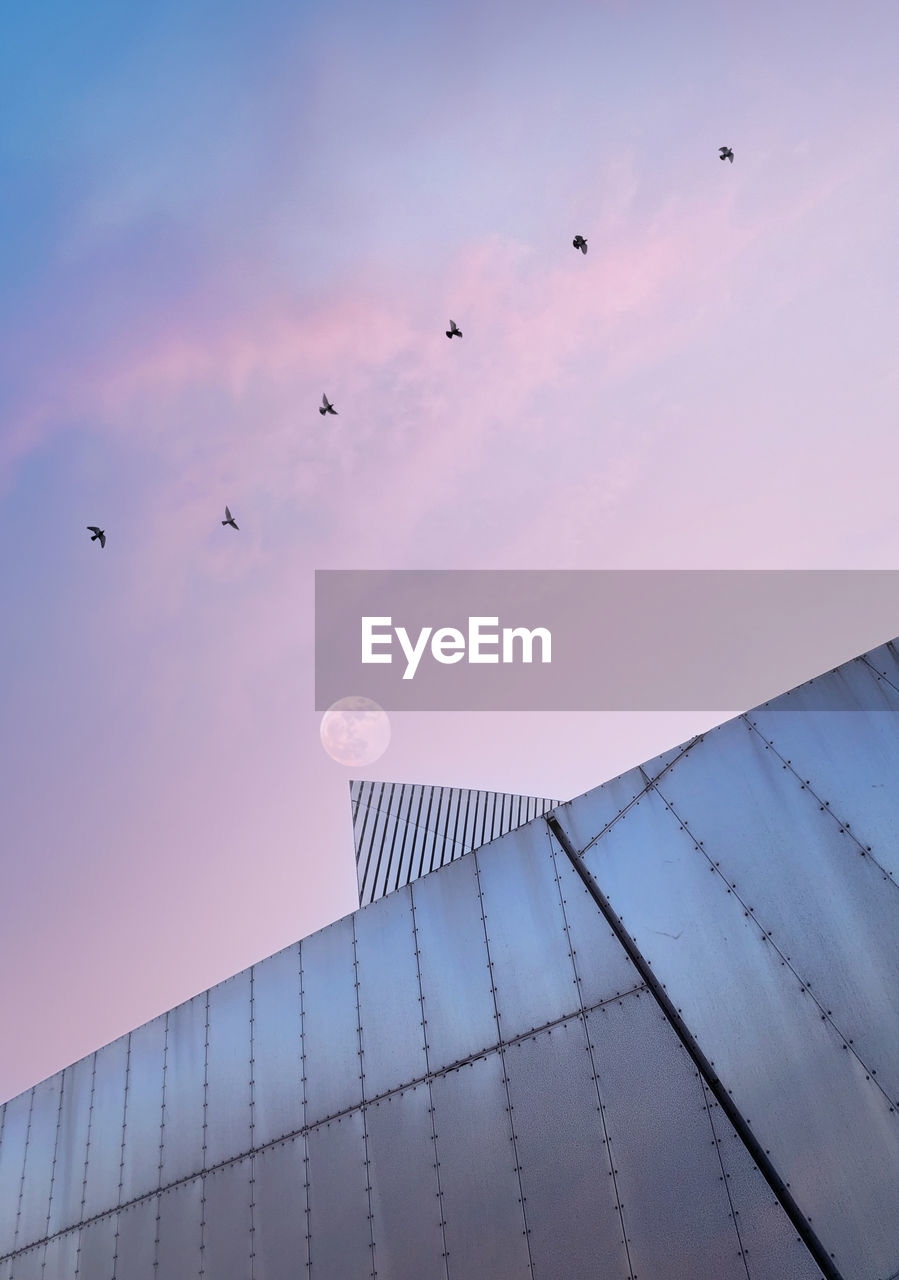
1,0,898,1104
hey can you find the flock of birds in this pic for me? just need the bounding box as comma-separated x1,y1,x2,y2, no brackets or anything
85,147,735,547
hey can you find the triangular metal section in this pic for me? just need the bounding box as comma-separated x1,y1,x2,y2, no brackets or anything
350,780,559,906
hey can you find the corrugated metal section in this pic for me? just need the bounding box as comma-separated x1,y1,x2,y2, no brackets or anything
350,779,559,905
1,638,896,1278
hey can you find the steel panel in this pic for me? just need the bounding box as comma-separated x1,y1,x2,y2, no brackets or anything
8,1244,42,1280
365,1084,443,1279
305,1112,371,1279
301,917,361,1126
18,1076,62,1249
503,1019,629,1280
365,784,393,899
355,888,426,1098
0,1258,8,1280
585,995,746,1280
379,784,412,893
703,1094,823,1280
477,826,591,1038
41,1230,79,1280
0,1092,30,1255
652,715,899,1097
47,1057,93,1236
253,1138,308,1279
201,1157,251,1278
570,780,899,1277
546,829,638,1011
155,1178,202,1279
549,768,647,858
410,855,498,1073
120,1015,166,1204
252,945,303,1146
82,1037,128,1221
430,1052,531,1280
749,690,899,879
434,789,461,869
205,972,252,1168
113,1194,159,1279
76,1213,116,1279
160,996,205,1185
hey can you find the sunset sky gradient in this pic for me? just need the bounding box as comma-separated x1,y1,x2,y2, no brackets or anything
2,0,898,1101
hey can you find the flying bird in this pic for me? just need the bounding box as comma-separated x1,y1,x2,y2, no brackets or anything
320,394,337,416
572,235,588,254
446,319,462,339
719,146,734,163
222,506,238,530
86,526,106,548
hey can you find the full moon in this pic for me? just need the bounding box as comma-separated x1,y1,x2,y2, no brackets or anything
320,696,391,766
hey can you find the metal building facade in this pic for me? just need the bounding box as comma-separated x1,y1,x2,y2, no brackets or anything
350,780,559,905
1,640,898,1279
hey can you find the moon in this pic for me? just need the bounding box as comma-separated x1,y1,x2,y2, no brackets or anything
320,696,391,766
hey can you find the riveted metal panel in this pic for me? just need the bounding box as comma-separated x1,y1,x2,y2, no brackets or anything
82,1037,128,1221
202,1158,251,1279
17,1075,62,1249
47,1057,93,1237
301,917,361,1126
0,1091,30,1254
305,1112,371,1279
549,767,648,857
430,1053,530,1280
585,994,747,1280
113,1194,158,1278
546,827,638,1010
120,1014,165,1204
8,1243,42,1280
704,1105,823,1280
41,1229,79,1280
355,888,426,1098
410,855,498,1073
76,1213,116,1279
252,945,303,1147
502,1019,629,1280
253,1138,308,1279
205,972,252,1168
155,1178,202,1278
365,1084,443,1279
572,779,899,1277
651,715,899,1099
750,669,899,869
477,826,586,1038
160,996,205,1185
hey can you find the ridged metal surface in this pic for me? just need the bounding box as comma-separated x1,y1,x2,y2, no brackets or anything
350,780,559,905
2,639,897,1278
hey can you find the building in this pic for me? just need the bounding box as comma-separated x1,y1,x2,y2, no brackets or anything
1,641,898,1279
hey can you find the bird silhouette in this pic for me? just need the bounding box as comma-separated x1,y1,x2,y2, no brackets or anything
446,319,462,339
572,235,588,254
86,526,106,548
719,146,734,163
320,394,337,416
222,506,238,530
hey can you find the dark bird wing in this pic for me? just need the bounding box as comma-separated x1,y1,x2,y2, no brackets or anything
98,532,106,547
87,526,101,534
225,506,232,521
